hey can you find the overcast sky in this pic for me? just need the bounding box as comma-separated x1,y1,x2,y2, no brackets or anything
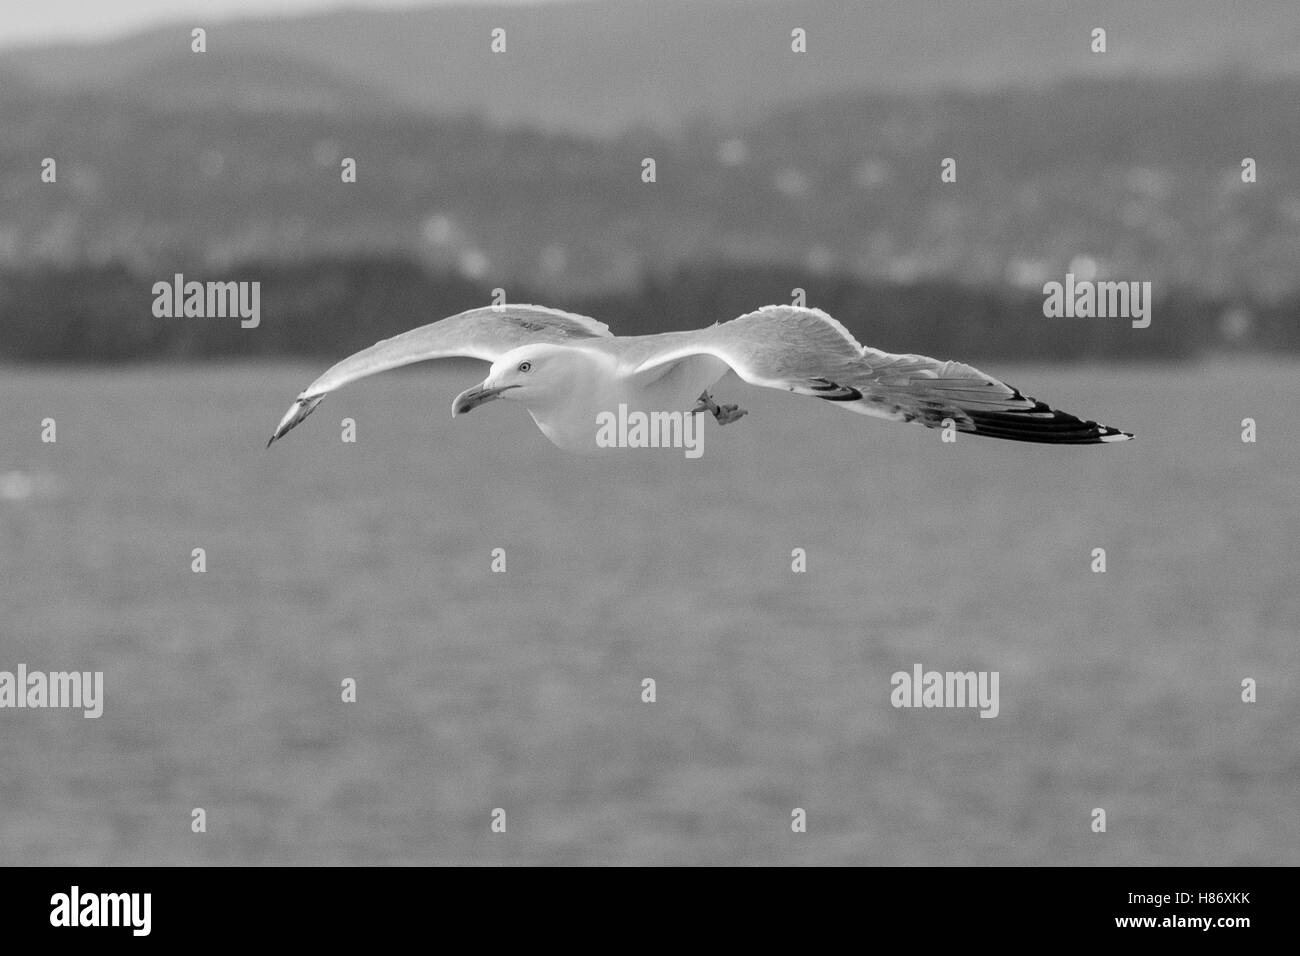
0,0,568,49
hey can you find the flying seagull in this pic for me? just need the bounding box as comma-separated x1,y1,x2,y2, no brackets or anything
267,304,1133,452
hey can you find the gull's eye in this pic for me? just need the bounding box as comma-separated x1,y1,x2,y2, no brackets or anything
518,361,532,373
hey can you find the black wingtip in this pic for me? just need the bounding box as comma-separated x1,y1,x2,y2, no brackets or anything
963,400,1134,444
266,394,324,448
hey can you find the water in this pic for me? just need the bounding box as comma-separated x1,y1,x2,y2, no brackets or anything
1,361,1296,864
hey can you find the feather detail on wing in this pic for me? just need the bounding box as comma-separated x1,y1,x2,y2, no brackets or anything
630,305,1133,445
267,304,611,446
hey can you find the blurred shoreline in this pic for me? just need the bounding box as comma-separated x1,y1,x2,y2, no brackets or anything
1,258,1293,364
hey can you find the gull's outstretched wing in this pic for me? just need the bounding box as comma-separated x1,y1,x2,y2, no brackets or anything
629,305,1132,444
267,304,612,446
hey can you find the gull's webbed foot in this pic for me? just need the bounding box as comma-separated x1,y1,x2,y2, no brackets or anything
692,391,748,425
713,403,747,425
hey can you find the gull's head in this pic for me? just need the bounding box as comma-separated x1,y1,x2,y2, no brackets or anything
452,343,584,416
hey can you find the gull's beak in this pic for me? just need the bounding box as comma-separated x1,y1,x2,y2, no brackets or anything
452,382,518,417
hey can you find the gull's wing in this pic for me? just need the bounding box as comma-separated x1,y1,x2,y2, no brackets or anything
267,304,611,445
629,305,1132,444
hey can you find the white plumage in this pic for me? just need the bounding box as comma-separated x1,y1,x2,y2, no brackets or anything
267,304,1133,453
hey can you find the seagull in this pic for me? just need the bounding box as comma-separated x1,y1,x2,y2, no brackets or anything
267,304,1133,452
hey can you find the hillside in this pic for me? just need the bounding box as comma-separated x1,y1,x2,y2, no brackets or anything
2,0,1297,136
1,74,1296,297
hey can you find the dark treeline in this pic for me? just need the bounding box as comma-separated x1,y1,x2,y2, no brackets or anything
0,258,1291,365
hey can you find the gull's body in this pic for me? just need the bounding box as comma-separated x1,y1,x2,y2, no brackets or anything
267,304,1133,452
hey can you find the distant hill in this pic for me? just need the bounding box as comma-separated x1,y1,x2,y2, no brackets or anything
103,49,398,115
2,0,1298,136
2,73,1297,298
